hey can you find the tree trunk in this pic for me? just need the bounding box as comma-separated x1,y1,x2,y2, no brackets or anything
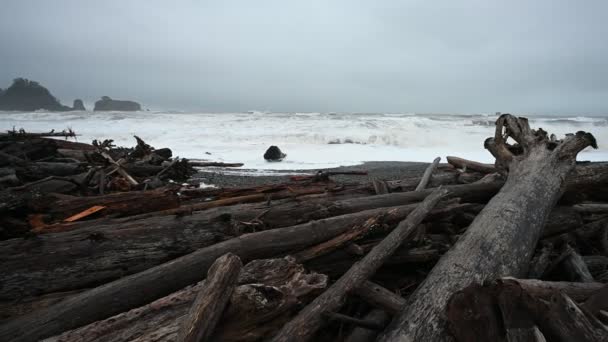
177,253,241,342
42,257,328,342
0,201,430,303
415,157,441,191
32,188,180,225
0,203,426,342
379,114,597,341
270,188,447,342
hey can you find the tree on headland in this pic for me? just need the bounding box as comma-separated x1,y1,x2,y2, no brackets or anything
0,78,71,111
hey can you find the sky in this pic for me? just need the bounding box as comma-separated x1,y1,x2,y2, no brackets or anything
1,0,607,114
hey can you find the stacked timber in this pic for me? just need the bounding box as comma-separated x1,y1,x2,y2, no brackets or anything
0,115,607,342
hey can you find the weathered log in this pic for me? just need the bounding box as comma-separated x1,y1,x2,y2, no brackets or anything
379,114,597,341
177,253,241,342
445,282,504,342
353,281,405,314
523,291,608,342
32,188,180,225
0,129,78,140
344,309,390,342
42,257,327,342
447,156,496,173
0,289,84,324
497,287,547,342
541,206,583,238
505,276,606,303
528,243,554,279
372,178,390,195
582,284,608,317
446,278,608,342
0,201,431,302
270,188,447,342
0,151,27,166
190,161,244,167
0,203,423,342
573,203,608,214
0,138,58,161
562,245,595,282
415,157,441,191
324,312,385,330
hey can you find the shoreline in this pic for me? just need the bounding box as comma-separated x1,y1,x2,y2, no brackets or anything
191,161,432,187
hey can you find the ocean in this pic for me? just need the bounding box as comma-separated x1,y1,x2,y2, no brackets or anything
1,111,607,172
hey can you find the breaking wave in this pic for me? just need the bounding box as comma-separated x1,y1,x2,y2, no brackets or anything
1,111,606,169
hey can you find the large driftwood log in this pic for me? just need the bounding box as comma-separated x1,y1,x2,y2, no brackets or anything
379,114,598,341
42,257,327,342
446,278,608,342
0,202,427,342
177,253,241,342
32,188,180,225
270,188,447,342
0,200,437,303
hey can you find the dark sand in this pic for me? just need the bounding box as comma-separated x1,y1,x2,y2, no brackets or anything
191,161,433,188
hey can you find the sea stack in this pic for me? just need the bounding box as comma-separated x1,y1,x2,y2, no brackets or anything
72,99,86,111
0,78,71,111
94,96,141,111
263,145,286,161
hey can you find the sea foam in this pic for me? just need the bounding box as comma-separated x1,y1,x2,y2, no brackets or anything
1,111,606,170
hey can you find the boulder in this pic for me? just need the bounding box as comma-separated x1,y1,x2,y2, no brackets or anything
94,96,142,111
0,78,71,111
72,99,86,111
264,146,286,161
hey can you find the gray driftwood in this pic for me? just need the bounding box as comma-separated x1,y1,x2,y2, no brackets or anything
177,253,241,342
379,114,598,341
270,188,447,342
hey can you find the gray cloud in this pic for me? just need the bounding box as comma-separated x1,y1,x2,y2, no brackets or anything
1,0,607,114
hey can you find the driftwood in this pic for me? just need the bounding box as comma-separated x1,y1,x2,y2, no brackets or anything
177,253,242,342
270,188,447,341
31,188,180,226
380,114,598,341
42,257,328,342
353,281,405,314
344,309,390,342
446,278,608,342
189,161,244,167
0,201,432,302
0,202,429,341
562,245,595,282
446,156,496,174
415,157,441,191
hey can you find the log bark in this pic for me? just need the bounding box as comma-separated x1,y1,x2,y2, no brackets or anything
177,253,241,342
0,203,424,342
0,201,429,302
562,246,595,282
270,188,447,342
379,114,597,341
415,157,441,191
446,278,608,342
345,310,390,342
31,188,180,225
42,257,327,342
446,156,496,173
353,281,405,314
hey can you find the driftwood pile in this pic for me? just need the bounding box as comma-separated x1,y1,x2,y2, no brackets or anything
0,129,200,240
1,115,607,342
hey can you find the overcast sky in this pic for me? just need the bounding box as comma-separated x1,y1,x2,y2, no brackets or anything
1,0,607,114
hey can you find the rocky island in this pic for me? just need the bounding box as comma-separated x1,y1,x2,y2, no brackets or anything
0,78,72,111
94,96,141,111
